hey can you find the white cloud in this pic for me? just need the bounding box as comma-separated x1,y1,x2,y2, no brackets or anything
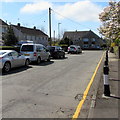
55,0,102,22
20,1,52,14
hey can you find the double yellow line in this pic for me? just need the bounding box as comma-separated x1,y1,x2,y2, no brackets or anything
72,52,105,120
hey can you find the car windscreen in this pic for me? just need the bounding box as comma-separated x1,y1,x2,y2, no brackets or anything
70,47,75,49
47,47,55,52
0,52,6,55
21,45,33,52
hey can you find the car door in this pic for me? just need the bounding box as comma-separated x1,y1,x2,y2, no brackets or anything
38,46,45,60
43,47,49,60
58,47,63,56
11,52,22,67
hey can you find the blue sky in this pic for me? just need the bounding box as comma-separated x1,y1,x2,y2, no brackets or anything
1,0,110,38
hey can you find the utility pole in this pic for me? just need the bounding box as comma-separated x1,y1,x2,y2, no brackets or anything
49,8,52,46
58,23,61,41
54,30,55,46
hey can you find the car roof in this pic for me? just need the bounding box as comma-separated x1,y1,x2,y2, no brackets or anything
0,50,16,56
0,50,16,52
69,45,80,47
21,43,44,46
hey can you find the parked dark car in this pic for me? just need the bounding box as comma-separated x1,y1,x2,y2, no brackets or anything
47,46,65,59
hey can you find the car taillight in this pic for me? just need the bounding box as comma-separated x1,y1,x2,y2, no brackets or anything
74,48,77,50
0,57,3,59
68,48,70,50
34,52,37,56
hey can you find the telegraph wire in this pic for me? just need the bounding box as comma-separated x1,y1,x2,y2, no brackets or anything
51,8,92,30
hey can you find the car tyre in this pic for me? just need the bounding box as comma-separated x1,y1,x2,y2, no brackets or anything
63,54,65,58
3,62,11,72
47,56,51,61
25,59,30,67
37,57,41,64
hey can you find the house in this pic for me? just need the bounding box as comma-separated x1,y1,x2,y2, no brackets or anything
63,30,104,49
0,19,8,45
12,23,48,46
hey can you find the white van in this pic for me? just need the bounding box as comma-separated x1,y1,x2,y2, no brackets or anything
20,43,50,64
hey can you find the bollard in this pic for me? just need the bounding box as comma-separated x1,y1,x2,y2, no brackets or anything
106,51,108,62
103,65,110,96
104,60,108,66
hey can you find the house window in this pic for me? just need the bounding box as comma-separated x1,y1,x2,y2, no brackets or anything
27,35,31,40
91,44,95,48
83,38,89,42
92,38,96,41
92,42,95,44
84,42,88,44
83,44,89,48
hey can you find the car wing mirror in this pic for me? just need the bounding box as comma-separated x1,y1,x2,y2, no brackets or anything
18,53,23,56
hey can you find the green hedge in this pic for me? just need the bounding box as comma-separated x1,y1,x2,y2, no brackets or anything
0,46,20,52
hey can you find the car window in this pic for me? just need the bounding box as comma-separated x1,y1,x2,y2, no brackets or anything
8,53,12,56
43,47,47,51
0,52,6,55
47,47,55,51
70,47,75,49
11,52,18,57
36,46,43,52
21,45,33,52
56,46,62,50
59,47,62,50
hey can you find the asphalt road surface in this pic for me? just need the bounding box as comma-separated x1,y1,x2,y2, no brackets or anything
1,50,103,118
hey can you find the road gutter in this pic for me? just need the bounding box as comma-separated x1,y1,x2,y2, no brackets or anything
72,52,105,120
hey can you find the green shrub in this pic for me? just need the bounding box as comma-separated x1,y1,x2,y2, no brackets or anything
0,46,20,52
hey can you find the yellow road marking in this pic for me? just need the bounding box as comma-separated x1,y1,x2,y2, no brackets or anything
72,52,105,120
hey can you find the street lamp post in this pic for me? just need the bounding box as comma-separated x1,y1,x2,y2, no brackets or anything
58,23,61,41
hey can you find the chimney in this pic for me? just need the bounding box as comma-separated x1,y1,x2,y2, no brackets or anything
33,26,36,29
17,23,20,27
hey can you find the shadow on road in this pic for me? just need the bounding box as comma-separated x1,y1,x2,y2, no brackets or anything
40,61,54,66
52,57,68,60
68,53,84,56
1,66,33,76
110,95,120,99
31,60,54,66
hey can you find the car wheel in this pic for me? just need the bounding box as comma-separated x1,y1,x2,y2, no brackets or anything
25,59,29,67
37,57,41,64
3,62,11,72
63,54,65,58
47,56,51,61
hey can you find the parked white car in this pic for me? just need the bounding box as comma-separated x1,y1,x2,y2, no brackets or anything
68,45,82,54
20,43,51,64
0,50,30,72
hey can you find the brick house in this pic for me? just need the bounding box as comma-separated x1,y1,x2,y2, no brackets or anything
63,30,104,49
0,19,8,45
12,23,48,46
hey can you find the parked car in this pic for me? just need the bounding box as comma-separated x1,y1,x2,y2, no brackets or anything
47,46,65,59
0,50,30,72
68,45,82,54
20,43,50,64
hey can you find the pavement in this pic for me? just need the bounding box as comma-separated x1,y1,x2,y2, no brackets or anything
88,52,120,119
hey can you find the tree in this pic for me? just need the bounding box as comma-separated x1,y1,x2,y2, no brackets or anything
4,26,18,46
59,37,73,46
99,1,120,46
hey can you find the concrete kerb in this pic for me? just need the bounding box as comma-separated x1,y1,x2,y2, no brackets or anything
76,52,105,118
87,52,105,118
87,52,119,119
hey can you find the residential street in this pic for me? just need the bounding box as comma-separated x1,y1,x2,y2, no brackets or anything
2,50,103,118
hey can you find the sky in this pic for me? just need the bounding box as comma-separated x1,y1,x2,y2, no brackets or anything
0,0,116,38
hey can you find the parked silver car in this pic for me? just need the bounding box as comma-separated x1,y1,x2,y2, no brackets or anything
20,43,51,64
0,50,30,72
68,45,82,54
